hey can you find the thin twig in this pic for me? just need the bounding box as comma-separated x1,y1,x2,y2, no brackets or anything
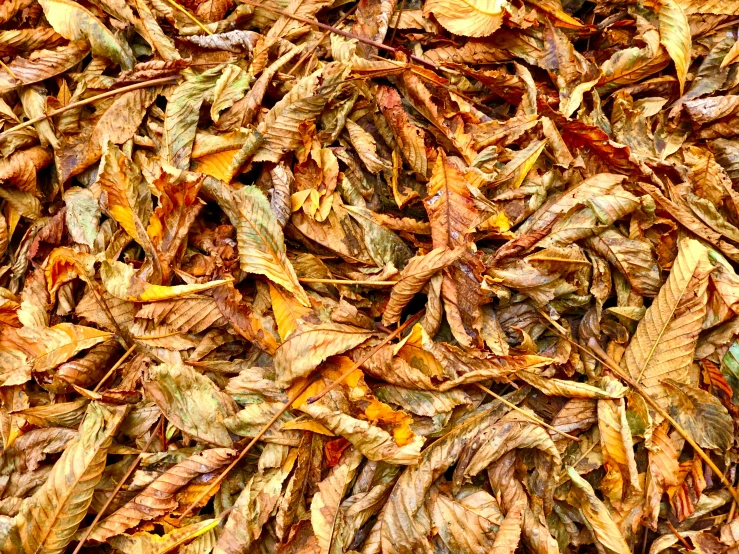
72,418,163,554
0,59,17,80
0,76,178,141
474,383,581,441
299,277,399,286
307,309,425,404
160,0,213,35
238,0,436,69
176,376,318,522
286,4,358,77
93,345,136,393
664,521,694,551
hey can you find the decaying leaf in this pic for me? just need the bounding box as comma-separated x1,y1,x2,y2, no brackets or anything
0,1,738,553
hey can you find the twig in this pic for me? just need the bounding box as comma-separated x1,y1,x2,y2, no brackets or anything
0,59,17,80
299,278,398,286
306,309,425,404
474,383,581,441
286,4,358,77
93,344,136,392
238,0,436,69
176,376,318,522
160,0,213,35
0,76,178,141
72,418,163,554
665,521,694,551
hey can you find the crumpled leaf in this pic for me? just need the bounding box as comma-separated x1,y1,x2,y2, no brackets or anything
214,450,297,554
566,467,630,554
301,402,424,464
274,322,375,386
38,0,134,69
87,448,235,542
144,363,237,447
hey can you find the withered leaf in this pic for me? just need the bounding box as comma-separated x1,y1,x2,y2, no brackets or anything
2,2,739,553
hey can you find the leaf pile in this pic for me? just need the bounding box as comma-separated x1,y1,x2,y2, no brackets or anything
1,0,739,553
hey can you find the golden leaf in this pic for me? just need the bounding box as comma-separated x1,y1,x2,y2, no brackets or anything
621,239,711,408
424,0,509,37
11,403,127,554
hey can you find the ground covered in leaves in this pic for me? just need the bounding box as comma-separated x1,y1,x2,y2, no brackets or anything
1,0,739,553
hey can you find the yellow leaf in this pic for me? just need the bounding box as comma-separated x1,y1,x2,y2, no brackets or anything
657,0,691,94
269,282,312,341
109,518,221,554
567,467,631,554
424,0,509,37
101,260,232,302
190,149,240,182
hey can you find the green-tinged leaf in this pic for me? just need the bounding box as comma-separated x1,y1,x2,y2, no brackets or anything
374,385,471,416
37,0,134,69
63,187,100,249
144,363,237,447
217,185,310,306
342,205,413,269
164,68,221,170
664,380,733,450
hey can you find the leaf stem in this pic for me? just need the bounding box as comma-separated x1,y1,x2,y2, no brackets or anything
0,76,178,141
93,344,136,392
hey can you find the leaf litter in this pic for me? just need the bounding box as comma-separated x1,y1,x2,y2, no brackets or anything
0,0,738,553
